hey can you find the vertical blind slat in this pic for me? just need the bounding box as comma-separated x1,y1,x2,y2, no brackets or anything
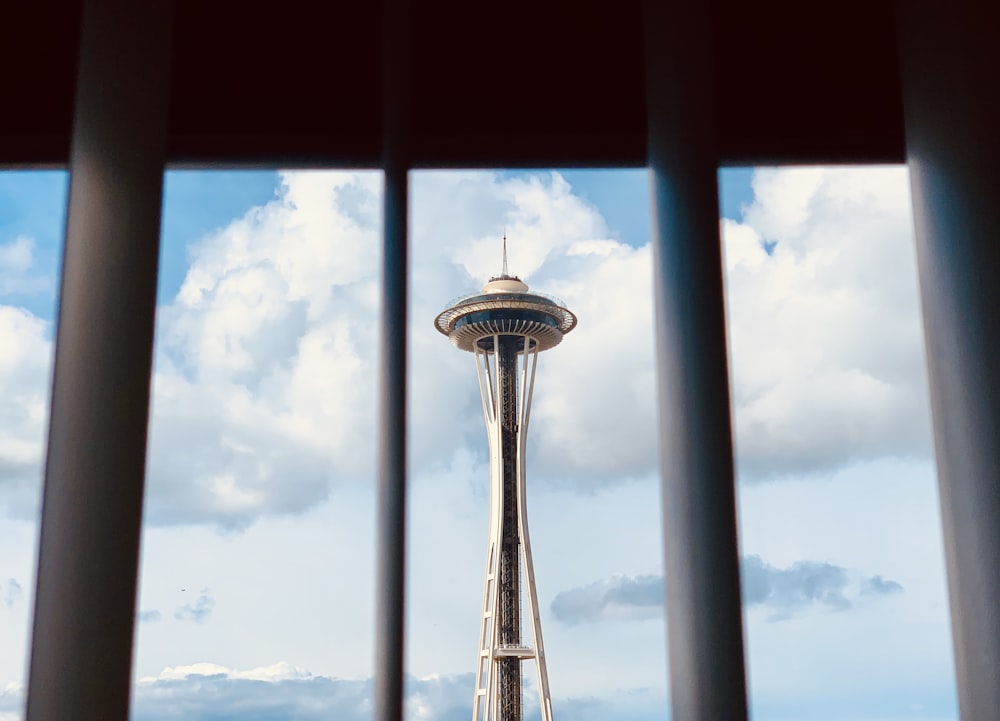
25,2,173,720
373,0,411,719
373,165,409,721
897,1,1000,717
643,1,750,719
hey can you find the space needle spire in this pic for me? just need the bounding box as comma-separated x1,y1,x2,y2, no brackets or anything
435,243,577,721
501,232,509,277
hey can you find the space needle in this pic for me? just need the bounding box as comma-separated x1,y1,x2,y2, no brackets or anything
435,240,577,721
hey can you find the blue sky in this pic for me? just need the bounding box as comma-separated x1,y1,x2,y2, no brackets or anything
0,166,957,721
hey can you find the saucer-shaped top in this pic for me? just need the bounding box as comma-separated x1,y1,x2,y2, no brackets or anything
435,277,576,353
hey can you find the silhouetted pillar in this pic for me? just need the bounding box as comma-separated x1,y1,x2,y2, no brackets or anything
25,3,172,720
373,0,411,720
643,1,749,720
897,2,1000,718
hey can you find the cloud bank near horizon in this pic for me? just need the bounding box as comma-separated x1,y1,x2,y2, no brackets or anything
124,662,665,721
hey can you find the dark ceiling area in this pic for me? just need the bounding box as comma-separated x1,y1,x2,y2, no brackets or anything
0,0,904,167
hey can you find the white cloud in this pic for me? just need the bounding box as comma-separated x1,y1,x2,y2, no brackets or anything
0,237,50,296
0,238,32,275
410,171,659,490
130,663,472,721
0,681,23,721
145,172,382,528
724,167,932,479
0,167,935,527
132,664,373,721
141,661,312,683
141,170,652,527
0,306,50,517
128,662,664,721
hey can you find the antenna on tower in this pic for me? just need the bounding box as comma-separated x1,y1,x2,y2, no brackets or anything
502,230,509,277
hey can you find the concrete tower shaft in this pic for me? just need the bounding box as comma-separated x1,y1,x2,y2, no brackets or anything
435,273,576,721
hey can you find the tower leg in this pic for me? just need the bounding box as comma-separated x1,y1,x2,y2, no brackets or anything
516,343,553,721
472,334,552,721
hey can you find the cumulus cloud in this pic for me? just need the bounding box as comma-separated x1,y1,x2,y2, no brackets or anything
144,661,313,682
129,663,657,721
131,663,471,721
141,166,932,527
724,167,932,479
404,673,475,721
0,238,32,275
144,172,383,528
1,578,22,608
0,305,50,518
138,609,162,623
0,681,23,721
551,555,904,625
0,167,933,527
173,592,214,623
0,237,50,296
411,171,659,488
145,170,655,527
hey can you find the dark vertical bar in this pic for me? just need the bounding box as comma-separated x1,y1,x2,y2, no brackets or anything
896,2,1000,718
374,0,410,718
643,1,749,720
25,3,172,720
